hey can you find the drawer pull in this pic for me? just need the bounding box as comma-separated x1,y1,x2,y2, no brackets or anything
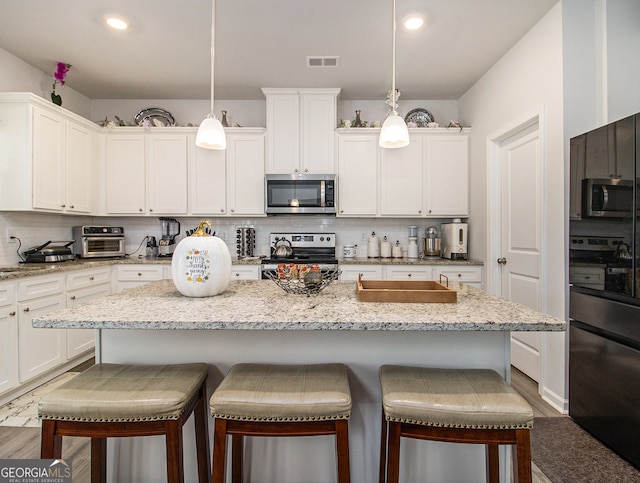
138,273,142,277
89,276,95,281
408,273,412,277
70,295,76,300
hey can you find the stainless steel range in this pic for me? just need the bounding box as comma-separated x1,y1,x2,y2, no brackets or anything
261,232,338,278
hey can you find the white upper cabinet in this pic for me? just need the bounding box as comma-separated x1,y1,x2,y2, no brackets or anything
380,135,424,216
423,133,469,217
146,134,188,215
336,128,470,218
190,139,227,215
263,88,340,174
105,129,189,215
0,93,97,213
190,128,266,216
105,132,146,214
336,131,378,216
226,130,266,215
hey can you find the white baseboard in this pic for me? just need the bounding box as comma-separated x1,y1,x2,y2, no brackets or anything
541,385,568,414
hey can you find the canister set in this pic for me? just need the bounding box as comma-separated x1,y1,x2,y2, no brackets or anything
342,220,468,260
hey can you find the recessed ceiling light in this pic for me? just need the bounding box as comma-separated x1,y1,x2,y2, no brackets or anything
105,16,129,30
403,14,425,30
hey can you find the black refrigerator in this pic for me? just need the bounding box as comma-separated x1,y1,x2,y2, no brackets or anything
569,113,640,468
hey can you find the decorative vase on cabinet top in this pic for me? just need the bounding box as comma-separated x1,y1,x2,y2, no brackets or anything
171,220,232,297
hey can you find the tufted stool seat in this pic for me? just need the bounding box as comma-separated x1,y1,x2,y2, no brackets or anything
39,363,210,483
379,365,534,483
210,363,352,483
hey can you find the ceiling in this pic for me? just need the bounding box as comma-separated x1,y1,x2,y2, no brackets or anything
0,0,559,101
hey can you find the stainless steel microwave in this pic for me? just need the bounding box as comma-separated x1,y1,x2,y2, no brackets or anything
583,178,633,218
265,174,336,215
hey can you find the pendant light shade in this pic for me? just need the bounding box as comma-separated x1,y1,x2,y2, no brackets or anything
196,0,226,150
379,0,410,149
196,115,226,149
379,112,410,148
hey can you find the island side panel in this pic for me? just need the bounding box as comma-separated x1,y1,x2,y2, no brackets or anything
100,329,511,483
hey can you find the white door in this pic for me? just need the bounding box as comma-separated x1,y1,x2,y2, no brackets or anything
497,122,543,382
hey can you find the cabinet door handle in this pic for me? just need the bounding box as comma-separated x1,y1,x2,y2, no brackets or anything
220,208,224,212
60,204,66,208
408,273,412,277
139,208,144,212
149,208,154,212
23,307,30,313
428,209,432,214
70,295,76,300
294,169,299,173
9,311,16,317
89,276,94,281
304,168,308,173
69,205,74,209
138,273,142,277
231,209,235,213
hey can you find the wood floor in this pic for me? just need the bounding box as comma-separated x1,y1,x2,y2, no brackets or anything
0,365,560,483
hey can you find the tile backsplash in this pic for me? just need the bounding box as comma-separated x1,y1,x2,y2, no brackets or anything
0,212,461,265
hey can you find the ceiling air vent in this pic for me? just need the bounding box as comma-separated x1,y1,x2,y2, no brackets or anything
306,56,340,68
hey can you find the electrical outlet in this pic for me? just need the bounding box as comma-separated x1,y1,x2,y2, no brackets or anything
6,229,17,244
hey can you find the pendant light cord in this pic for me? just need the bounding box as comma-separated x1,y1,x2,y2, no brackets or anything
209,0,215,117
391,0,397,114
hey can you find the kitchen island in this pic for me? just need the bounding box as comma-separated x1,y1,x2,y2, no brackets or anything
35,280,565,483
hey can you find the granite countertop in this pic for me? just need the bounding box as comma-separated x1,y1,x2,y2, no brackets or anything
34,279,565,332
0,256,482,281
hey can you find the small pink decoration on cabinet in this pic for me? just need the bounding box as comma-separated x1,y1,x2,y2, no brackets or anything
171,221,231,297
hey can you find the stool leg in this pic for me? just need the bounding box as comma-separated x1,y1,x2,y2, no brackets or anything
194,385,211,483
40,419,62,459
513,429,532,483
212,418,228,483
231,435,243,483
335,419,351,483
386,422,402,483
485,444,499,483
379,410,387,483
166,420,185,483
90,438,107,483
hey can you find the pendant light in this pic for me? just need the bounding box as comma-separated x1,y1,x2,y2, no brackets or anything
196,0,226,150
379,0,410,149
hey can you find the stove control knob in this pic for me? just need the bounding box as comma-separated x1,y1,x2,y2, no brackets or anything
320,237,325,242
326,236,331,242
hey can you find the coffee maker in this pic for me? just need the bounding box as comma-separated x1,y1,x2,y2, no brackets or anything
158,217,180,257
441,219,468,260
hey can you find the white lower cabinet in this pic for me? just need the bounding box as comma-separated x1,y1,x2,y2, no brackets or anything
17,275,66,383
340,263,483,287
384,265,434,280
339,265,384,281
0,283,18,395
434,266,483,288
231,265,261,280
66,268,112,358
115,265,164,292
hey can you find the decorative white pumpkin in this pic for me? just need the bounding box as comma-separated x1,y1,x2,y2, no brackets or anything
171,221,232,297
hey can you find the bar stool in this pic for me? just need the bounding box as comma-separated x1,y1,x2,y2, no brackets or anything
209,363,352,483
378,365,534,483
39,363,210,483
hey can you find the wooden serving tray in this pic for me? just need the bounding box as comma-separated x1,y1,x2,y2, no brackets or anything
356,274,457,303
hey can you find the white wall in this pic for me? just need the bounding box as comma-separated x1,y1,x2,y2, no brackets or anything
458,4,566,409
0,47,92,118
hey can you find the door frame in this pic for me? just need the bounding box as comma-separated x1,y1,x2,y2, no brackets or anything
486,106,547,381
486,106,546,298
